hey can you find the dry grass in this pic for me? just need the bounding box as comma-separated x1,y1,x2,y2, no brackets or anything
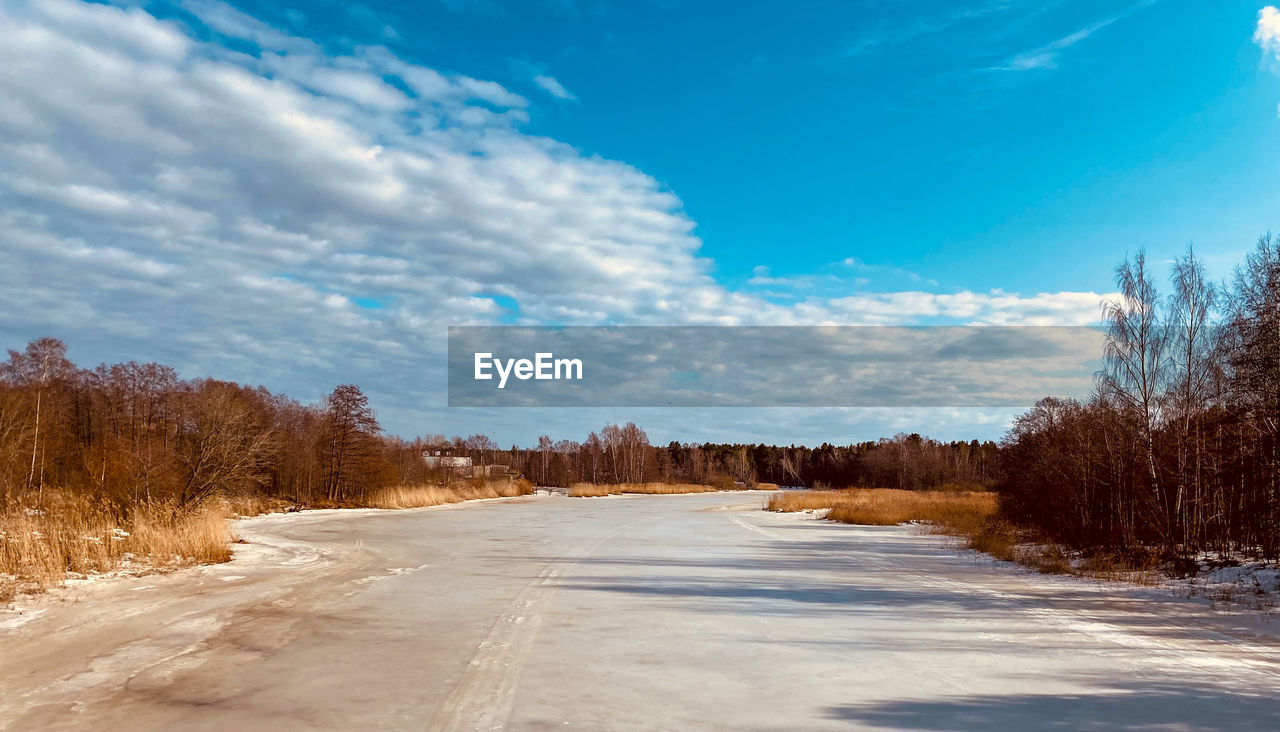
769,487,1266,588
826,490,997,535
964,520,1091,575
568,481,775,497
768,488,998,536
617,482,718,494
1,493,232,603
367,478,534,508
568,483,613,497
221,493,302,517
1,478,536,603
966,519,1019,560
568,482,715,496
767,489,862,512
767,488,1084,574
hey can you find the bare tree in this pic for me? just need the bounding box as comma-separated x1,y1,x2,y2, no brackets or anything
176,381,277,508
583,431,602,483
1226,233,1280,552
601,423,623,483
466,433,498,466
1101,251,1171,545
780,450,804,487
322,384,381,502
2,338,73,501
537,434,553,485
1167,246,1218,546
0,385,29,500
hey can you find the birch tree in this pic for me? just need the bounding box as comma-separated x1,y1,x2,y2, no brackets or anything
1101,251,1171,545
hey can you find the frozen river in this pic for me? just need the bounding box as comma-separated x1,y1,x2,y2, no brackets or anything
2,492,1278,730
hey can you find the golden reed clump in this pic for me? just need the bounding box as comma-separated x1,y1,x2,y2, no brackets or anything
366,478,534,508
568,481,779,497
1,492,232,602
2,479,538,602
768,488,997,535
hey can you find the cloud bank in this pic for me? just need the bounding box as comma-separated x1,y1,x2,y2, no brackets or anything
0,0,1109,436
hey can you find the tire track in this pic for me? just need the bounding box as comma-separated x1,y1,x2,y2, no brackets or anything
430,519,643,731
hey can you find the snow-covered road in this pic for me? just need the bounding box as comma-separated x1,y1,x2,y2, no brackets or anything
2,492,1278,730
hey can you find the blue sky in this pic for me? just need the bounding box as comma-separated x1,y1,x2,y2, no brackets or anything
170,0,1279,293
1,0,1278,445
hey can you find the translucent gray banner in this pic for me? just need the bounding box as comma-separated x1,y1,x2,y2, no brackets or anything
447,326,1105,407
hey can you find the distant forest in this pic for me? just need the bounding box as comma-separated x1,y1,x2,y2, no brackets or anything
498,430,996,492
1,234,1276,558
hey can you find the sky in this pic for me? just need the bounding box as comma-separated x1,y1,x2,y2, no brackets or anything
1,0,1278,446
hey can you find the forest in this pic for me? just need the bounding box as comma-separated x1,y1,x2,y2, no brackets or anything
0,348,427,509
999,235,1280,558
501,431,996,492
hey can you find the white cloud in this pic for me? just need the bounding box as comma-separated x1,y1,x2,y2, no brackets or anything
744,257,941,296
455,76,528,107
0,0,1109,435
181,0,314,53
1256,6,1280,56
533,74,577,100
34,0,191,60
1255,7,1280,116
995,0,1154,72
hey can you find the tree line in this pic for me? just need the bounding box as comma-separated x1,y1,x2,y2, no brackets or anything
0,343,441,509
999,235,1280,558
0,339,997,512
503,431,997,491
